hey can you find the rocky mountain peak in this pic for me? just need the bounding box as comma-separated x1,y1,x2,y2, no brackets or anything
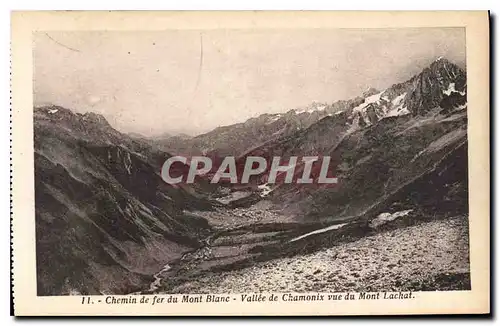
405,58,466,115
82,111,111,128
35,105,112,129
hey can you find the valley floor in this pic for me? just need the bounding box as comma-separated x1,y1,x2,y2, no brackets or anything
150,213,470,294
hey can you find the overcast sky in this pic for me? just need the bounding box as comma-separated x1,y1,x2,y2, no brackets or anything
33,28,465,136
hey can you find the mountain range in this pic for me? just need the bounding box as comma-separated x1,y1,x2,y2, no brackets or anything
155,58,465,158
34,57,468,295
238,57,467,220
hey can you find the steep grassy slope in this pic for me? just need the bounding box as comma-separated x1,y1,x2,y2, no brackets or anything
34,106,213,295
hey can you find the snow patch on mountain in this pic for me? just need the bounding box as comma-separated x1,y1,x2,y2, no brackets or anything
385,92,410,117
392,93,406,106
294,102,327,114
352,92,383,113
387,105,410,117
443,83,466,96
258,183,273,197
369,210,413,228
290,222,348,242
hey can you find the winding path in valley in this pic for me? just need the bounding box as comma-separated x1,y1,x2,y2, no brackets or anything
137,199,470,294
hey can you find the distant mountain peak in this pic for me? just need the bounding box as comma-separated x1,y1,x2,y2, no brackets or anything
293,101,328,114
362,87,380,98
35,105,112,129
82,111,111,127
36,105,72,114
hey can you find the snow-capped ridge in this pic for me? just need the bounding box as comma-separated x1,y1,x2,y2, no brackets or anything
293,101,328,114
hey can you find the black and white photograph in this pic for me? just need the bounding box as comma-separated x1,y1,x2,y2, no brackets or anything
33,27,471,296
10,10,490,316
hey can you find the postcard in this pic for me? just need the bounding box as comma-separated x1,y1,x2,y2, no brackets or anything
11,11,490,316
